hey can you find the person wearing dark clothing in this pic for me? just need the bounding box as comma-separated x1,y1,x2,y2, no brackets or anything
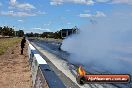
21,37,26,54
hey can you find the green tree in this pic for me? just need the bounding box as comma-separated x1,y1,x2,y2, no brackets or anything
0,27,2,35
8,28,15,36
26,32,34,37
17,30,24,37
0,26,15,36
54,31,61,39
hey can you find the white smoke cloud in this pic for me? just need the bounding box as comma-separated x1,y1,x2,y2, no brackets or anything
62,12,132,74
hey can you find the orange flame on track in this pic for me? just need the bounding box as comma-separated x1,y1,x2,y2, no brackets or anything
78,66,86,76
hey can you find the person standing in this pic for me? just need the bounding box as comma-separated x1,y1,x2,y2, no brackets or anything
21,37,26,55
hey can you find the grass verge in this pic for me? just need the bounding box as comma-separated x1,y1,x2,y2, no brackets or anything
0,38,21,55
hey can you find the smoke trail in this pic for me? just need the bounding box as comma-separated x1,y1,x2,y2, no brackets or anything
61,15,132,74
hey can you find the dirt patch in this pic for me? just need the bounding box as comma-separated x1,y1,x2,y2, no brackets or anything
0,42,32,88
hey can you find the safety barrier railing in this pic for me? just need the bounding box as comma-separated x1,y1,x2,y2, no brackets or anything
28,41,66,88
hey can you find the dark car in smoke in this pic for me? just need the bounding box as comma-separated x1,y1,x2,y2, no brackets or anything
58,42,62,50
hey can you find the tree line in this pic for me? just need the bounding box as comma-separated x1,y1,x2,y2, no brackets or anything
26,31,62,39
0,26,78,39
0,26,24,37
26,27,79,39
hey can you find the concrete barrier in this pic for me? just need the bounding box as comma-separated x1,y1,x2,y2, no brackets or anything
28,42,66,88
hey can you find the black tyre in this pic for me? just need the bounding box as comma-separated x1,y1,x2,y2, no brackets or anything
77,76,86,85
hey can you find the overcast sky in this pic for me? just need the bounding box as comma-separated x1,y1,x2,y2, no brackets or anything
0,0,132,33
